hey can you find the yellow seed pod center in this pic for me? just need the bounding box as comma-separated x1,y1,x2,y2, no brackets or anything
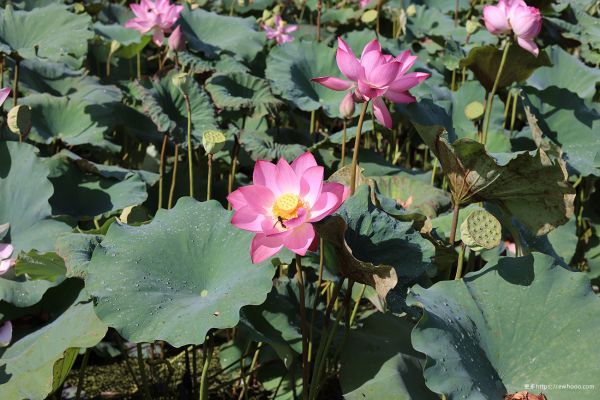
273,194,302,220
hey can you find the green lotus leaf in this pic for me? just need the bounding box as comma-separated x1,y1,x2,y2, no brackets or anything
522,86,600,177
408,253,600,400
0,141,70,253
180,6,265,62
133,70,218,148
373,171,452,218
241,128,309,162
14,250,66,282
406,4,457,39
15,93,114,147
55,233,102,280
460,44,551,92
414,128,575,236
0,4,93,68
265,40,347,118
94,22,151,60
528,46,600,101
178,51,215,74
0,300,107,399
86,198,275,346
205,72,282,116
6,58,121,104
47,151,149,219
340,312,437,400
321,7,360,24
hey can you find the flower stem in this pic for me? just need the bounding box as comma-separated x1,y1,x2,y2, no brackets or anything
349,101,369,195
168,144,179,209
199,336,214,400
308,238,325,366
136,343,152,400
158,134,168,210
206,153,213,201
136,52,141,80
455,243,466,280
482,41,511,146
341,119,347,167
449,201,460,245
75,349,91,400
184,94,194,198
316,0,322,42
295,254,309,400
12,58,19,107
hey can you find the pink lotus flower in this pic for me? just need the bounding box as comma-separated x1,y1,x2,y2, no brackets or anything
0,321,11,347
312,38,429,128
483,0,542,56
228,152,347,263
263,15,298,45
0,243,15,275
168,25,185,52
125,0,183,47
0,87,9,105
359,0,372,8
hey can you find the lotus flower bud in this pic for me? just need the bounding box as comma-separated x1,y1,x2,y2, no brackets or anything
168,26,185,52
7,105,32,137
202,130,226,154
339,92,355,119
171,72,193,96
109,39,121,55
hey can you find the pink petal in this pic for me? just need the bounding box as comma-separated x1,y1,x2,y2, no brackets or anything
251,234,284,263
311,77,353,91
290,152,318,176
227,190,247,210
517,36,539,56
360,39,381,60
483,5,510,35
235,185,275,212
510,5,542,39
231,206,269,232
388,72,430,92
0,88,10,107
357,78,386,100
309,182,346,222
372,97,393,128
152,28,165,46
367,61,401,87
299,166,324,207
336,46,362,82
336,36,354,54
396,51,418,75
0,259,13,275
0,321,12,347
360,49,386,75
253,160,277,187
0,243,13,260
275,158,301,195
384,90,416,104
282,223,315,256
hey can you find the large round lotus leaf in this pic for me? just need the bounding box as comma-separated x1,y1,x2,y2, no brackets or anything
133,70,218,148
0,301,107,399
6,58,121,104
340,313,438,400
460,45,551,92
205,72,282,117
86,198,275,346
528,46,600,101
407,253,600,400
523,86,600,177
265,40,347,118
94,22,151,60
0,4,93,68
241,128,309,162
0,141,70,253
180,6,265,62
0,276,62,307
15,93,114,147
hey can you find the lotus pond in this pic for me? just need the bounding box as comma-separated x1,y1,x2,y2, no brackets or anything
0,0,599,399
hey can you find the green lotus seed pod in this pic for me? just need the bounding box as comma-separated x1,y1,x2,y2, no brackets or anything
171,72,193,96
464,101,485,121
466,19,480,35
202,130,226,154
7,105,32,137
460,209,501,251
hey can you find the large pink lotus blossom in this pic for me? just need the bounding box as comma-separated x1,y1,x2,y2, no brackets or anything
0,321,11,347
483,0,542,56
263,15,298,45
312,38,429,128
125,0,183,47
228,152,347,264
0,243,15,275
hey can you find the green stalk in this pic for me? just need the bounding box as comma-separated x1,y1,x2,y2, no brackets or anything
237,342,263,400
481,41,511,146
349,101,369,195
12,58,19,107
168,144,179,209
206,153,213,201
340,119,347,167
295,255,309,400
158,134,168,210
449,202,461,246
349,284,366,326
509,91,518,136
184,94,194,198
199,337,214,400
136,343,152,400
455,243,466,280
431,158,438,186
136,52,141,80
308,239,325,365
75,349,91,400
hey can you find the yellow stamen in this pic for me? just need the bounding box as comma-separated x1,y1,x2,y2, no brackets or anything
273,193,303,220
